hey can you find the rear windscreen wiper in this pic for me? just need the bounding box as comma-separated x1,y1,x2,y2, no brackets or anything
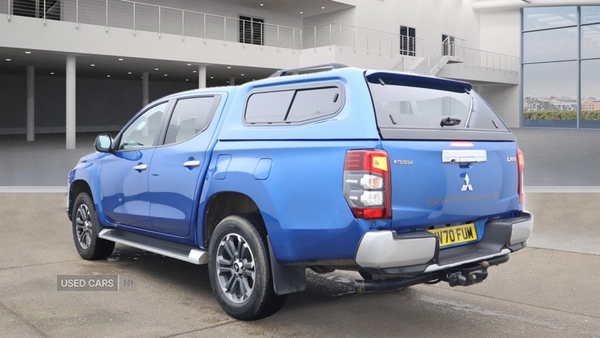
440,116,461,127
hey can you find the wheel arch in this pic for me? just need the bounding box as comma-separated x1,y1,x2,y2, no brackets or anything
68,179,93,221
203,191,265,249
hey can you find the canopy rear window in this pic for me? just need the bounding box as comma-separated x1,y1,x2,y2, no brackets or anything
366,73,509,133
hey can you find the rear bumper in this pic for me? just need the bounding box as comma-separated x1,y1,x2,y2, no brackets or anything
355,211,533,274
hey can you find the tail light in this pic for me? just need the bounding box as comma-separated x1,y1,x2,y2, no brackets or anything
343,149,391,219
517,149,525,203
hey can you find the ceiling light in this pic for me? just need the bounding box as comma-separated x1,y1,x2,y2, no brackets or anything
210,76,214,79
107,75,111,78
193,70,197,73
322,6,325,9
260,3,264,6
25,51,31,54
187,63,192,66
155,68,159,71
227,66,232,69
186,78,189,81
164,74,168,77
300,11,303,14
90,64,95,67
128,72,132,75
50,72,55,75
118,58,123,61
241,73,245,76
5,59,11,62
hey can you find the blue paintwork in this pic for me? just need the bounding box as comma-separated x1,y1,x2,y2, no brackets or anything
67,67,523,265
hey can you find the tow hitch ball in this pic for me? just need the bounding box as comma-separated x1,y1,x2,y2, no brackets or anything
447,261,490,287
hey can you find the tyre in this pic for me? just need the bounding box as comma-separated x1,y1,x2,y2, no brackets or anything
72,192,115,260
208,214,286,320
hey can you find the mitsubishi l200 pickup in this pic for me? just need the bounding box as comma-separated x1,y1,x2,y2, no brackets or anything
68,64,533,320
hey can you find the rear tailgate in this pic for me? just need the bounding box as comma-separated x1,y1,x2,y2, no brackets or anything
384,140,520,231
366,71,522,242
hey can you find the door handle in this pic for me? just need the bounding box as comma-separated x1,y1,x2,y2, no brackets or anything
183,160,201,168
133,164,148,171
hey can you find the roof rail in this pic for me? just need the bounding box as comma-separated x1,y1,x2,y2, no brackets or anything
269,63,350,77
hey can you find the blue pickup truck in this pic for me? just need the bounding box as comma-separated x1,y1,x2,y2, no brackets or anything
68,64,533,320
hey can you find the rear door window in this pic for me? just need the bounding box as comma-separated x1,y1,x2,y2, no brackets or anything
163,96,220,145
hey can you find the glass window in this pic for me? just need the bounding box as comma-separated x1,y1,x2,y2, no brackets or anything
582,25,600,59
523,28,578,63
119,102,168,150
400,26,416,56
239,16,264,45
286,87,342,122
245,85,344,124
581,59,600,129
164,96,220,145
581,6,600,24
523,6,577,31
522,62,578,128
245,90,294,123
468,92,509,131
368,81,473,129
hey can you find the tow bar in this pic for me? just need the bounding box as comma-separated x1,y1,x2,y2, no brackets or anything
354,255,509,293
446,261,490,287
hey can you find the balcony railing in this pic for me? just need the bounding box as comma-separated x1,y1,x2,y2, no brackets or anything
2,0,425,57
303,23,424,56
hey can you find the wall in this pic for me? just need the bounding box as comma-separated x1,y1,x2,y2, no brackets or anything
0,73,195,134
477,9,522,128
476,84,520,129
350,0,482,54
479,9,521,57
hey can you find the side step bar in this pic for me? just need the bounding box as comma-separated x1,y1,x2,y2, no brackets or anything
99,229,208,265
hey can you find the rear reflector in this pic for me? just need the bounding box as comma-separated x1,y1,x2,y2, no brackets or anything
517,149,525,203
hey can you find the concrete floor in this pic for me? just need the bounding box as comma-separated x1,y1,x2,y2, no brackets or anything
0,193,598,338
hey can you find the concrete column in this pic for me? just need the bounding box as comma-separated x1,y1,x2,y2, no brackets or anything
66,55,76,150
229,77,235,86
142,72,149,107
198,65,206,88
26,66,35,142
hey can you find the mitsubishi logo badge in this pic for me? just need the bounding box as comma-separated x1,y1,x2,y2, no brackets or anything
461,174,473,192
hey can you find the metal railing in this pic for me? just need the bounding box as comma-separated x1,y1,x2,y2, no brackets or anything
303,22,424,56
2,0,303,49
2,1,425,57
457,45,520,72
409,37,519,75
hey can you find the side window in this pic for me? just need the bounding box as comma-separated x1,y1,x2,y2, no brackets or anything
163,96,220,145
286,87,342,122
118,102,168,150
244,85,343,124
245,90,294,123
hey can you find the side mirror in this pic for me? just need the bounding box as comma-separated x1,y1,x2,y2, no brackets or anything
95,134,113,153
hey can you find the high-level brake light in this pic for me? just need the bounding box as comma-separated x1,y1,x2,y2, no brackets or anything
343,150,391,219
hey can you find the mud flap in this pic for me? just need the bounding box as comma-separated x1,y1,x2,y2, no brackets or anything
268,236,306,295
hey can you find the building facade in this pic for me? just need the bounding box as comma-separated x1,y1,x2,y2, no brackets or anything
0,0,598,148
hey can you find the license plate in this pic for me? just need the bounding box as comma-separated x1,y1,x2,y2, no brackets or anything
428,223,477,248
